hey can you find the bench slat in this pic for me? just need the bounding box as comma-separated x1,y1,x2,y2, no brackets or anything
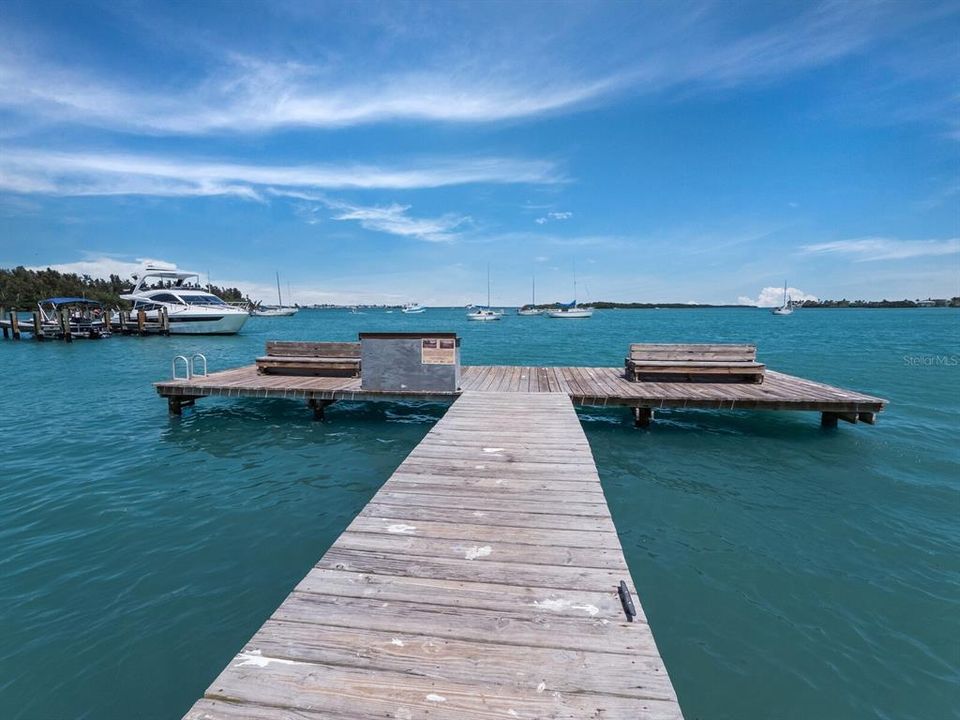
266,341,360,358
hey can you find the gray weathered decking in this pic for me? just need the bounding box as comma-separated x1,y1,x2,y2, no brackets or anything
183,391,683,720
156,364,887,416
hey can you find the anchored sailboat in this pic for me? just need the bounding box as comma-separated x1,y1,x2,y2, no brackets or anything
772,282,794,316
517,272,540,315
467,265,503,321
546,265,593,318
252,273,298,317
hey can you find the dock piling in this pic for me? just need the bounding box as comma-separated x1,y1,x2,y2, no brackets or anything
633,406,654,428
8,310,21,340
307,398,334,420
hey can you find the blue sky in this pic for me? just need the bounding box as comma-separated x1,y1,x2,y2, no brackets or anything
0,0,958,306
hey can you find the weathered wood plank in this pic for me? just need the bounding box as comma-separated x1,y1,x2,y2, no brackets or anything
182,391,682,720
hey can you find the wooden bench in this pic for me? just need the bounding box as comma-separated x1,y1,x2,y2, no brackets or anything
625,343,765,384
256,341,361,377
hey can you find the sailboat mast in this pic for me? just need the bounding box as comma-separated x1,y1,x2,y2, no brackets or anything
487,264,491,307
532,271,536,306
276,272,282,306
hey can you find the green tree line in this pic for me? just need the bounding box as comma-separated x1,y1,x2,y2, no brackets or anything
0,266,246,308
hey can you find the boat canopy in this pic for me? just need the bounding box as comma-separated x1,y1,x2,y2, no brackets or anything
557,300,578,309
40,297,104,306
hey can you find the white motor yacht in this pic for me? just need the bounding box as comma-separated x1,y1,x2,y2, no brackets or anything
402,303,426,314
119,267,249,335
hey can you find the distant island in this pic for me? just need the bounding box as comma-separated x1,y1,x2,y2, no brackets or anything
1,266,957,309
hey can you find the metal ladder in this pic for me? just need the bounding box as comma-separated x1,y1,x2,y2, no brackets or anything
171,353,208,380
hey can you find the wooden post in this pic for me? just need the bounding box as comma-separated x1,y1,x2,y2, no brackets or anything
137,309,146,335
60,308,72,342
8,310,20,340
32,311,44,340
857,411,877,425
632,406,653,428
118,310,127,334
307,398,334,421
0,306,6,339
160,306,170,335
821,412,838,428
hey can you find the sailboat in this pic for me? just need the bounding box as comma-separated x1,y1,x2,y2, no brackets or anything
467,265,503,321
771,282,794,316
252,272,298,316
545,265,593,318
517,272,540,315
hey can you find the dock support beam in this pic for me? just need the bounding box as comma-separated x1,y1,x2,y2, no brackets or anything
307,399,335,421
168,396,196,415
633,406,654,428
821,411,861,427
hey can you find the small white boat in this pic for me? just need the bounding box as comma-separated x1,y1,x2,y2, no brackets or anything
402,303,426,314
772,282,794,315
252,306,298,317
119,267,249,335
467,265,502,321
467,308,502,321
545,302,594,318
517,272,540,315
252,272,298,317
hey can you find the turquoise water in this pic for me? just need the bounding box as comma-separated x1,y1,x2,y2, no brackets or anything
1,308,957,719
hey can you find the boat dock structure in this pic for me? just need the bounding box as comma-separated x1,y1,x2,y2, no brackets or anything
184,391,683,720
156,363,887,427
162,336,885,718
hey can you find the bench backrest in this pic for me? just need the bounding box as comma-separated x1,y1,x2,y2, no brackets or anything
266,341,361,358
628,343,756,362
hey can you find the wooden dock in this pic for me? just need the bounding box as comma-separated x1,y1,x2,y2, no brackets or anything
183,391,683,720
156,364,887,426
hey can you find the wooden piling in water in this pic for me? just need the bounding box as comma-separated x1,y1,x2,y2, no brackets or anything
8,309,20,340
32,311,44,340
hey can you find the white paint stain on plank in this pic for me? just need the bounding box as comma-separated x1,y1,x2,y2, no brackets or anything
482,447,504,453
458,545,492,560
391,638,405,647
234,650,303,668
531,598,600,616
386,524,417,534
425,694,446,703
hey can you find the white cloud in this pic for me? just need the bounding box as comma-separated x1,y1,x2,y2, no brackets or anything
535,210,573,224
800,237,960,261
0,148,561,197
0,2,933,136
738,287,819,307
326,199,470,243
27,256,179,280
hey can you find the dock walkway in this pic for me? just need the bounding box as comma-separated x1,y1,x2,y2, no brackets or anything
184,391,683,719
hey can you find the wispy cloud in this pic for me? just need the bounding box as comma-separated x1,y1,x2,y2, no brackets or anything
535,211,573,225
800,237,960,261
0,148,561,197
325,199,471,243
0,2,945,135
